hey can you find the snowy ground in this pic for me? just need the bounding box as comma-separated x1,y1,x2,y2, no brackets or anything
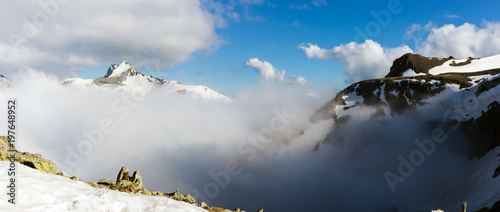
0,161,206,212
429,54,500,75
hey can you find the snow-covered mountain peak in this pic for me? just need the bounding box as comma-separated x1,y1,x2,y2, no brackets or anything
62,60,231,101
104,60,139,78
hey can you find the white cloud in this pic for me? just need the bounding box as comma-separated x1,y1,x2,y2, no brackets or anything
245,58,285,82
416,22,500,58
403,22,435,40
311,0,327,7
226,11,240,22
301,22,500,84
299,43,333,60
0,0,221,78
0,69,332,211
403,24,423,40
245,58,308,85
299,40,413,83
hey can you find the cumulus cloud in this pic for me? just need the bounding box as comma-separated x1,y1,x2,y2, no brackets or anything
245,58,309,85
299,43,333,60
299,40,413,83
0,0,221,78
300,22,500,85
407,21,500,58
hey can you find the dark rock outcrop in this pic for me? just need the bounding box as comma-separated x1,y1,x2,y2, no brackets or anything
117,166,130,182
385,53,452,78
462,101,500,159
0,136,61,175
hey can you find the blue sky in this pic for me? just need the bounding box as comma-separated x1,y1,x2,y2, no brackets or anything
2,0,500,97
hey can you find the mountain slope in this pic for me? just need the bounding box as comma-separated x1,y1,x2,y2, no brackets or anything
0,161,206,212
63,60,231,101
0,74,12,88
312,53,500,211
315,53,500,126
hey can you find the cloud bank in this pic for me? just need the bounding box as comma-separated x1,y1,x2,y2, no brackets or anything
0,70,474,211
0,69,335,211
0,0,220,77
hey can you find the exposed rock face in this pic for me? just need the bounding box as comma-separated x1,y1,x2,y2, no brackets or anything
117,166,130,182
494,165,500,178
93,166,147,194
312,52,500,160
0,136,254,211
462,101,500,159
385,53,452,78
92,166,199,205
131,170,143,186
0,136,61,175
475,200,500,212
312,73,474,123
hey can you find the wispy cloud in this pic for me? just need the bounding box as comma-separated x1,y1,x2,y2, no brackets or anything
311,0,327,7
266,2,278,8
240,0,266,5
284,20,300,27
444,14,461,19
403,22,435,40
245,13,266,22
289,3,311,10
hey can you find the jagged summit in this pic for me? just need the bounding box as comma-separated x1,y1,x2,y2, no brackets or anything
104,60,140,78
62,60,231,101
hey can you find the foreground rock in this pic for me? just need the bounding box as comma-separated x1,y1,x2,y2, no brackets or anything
0,136,259,212
0,136,60,175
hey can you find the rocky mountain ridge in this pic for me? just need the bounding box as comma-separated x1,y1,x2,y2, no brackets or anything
63,60,231,101
315,53,500,158
311,53,500,211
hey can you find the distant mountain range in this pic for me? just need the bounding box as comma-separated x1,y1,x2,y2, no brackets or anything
0,60,230,101
62,60,231,101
